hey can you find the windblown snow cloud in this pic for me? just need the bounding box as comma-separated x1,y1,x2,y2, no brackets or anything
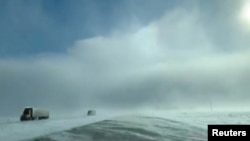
0,1,250,115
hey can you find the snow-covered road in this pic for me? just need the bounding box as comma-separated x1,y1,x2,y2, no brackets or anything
1,111,250,141
0,113,119,141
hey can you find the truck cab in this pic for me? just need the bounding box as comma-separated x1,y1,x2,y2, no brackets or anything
20,107,33,121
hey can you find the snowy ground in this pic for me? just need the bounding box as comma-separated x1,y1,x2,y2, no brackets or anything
0,112,120,141
137,111,250,128
1,111,250,141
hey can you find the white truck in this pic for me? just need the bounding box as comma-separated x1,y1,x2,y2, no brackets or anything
20,107,49,121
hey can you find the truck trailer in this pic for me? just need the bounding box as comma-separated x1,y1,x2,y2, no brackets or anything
20,107,49,121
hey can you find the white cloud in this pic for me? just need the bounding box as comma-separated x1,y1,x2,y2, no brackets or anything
1,7,250,114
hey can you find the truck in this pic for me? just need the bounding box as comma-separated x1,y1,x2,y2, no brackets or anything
87,110,96,116
20,107,49,121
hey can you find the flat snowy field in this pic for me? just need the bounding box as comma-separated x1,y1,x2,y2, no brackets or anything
1,111,250,141
0,112,120,141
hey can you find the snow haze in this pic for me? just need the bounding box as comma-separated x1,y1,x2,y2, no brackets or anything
0,0,250,115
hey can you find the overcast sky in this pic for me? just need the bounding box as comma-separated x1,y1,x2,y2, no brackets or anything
1,0,250,116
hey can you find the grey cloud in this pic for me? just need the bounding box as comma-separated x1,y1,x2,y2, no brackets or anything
1,2,250,116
